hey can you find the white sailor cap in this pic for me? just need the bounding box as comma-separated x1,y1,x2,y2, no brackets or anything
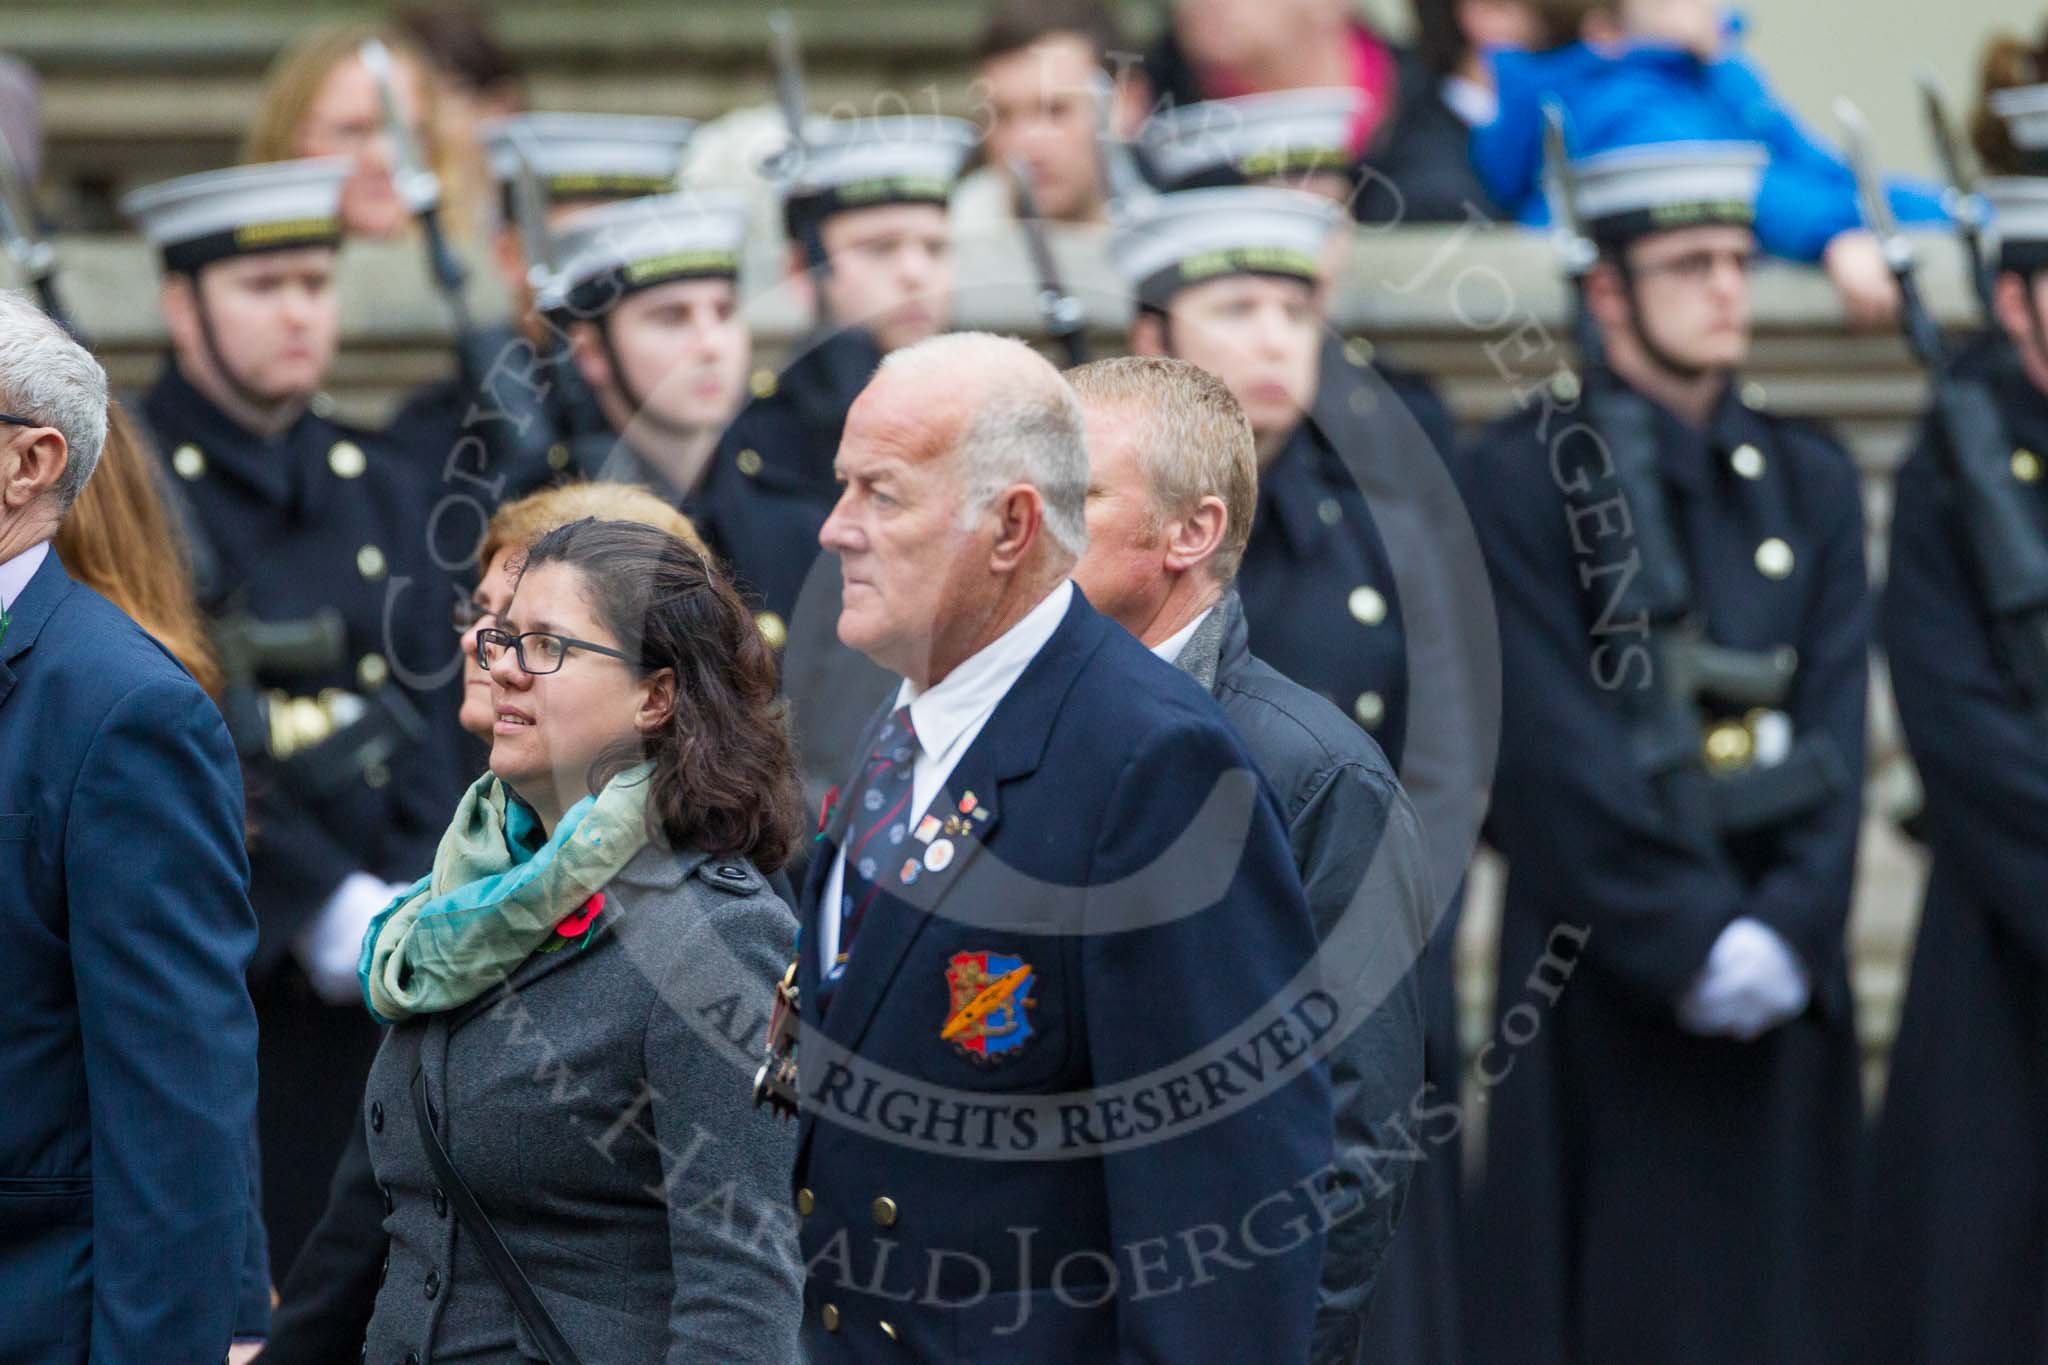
1570,141,1766,245
540,191,751,315
1990,83,2048,157
1138,88,1366,191
1985,176,2048,273
121,158,350,273
482,112,695,204
777,115,977,235
1110,185,1344,309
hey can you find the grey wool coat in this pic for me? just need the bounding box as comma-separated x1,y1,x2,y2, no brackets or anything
358,842,803,1364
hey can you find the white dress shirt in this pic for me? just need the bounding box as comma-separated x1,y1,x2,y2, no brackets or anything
1148,606,1213,666
0,539,49,613
818,579,1075,974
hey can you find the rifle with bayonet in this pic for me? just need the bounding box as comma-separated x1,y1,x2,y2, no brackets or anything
1541,103,1845,843
1914,68,2000,325
361,39,561,491
1839,97,2048,736
0,127,76,338
768,11,829,277
1008,157,1089,366
1093,72,1155,218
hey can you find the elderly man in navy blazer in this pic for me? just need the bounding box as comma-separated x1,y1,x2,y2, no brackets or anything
789,332,1332,1361
0,290,263,1362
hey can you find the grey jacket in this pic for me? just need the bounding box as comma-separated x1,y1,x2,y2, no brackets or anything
1174,591,1433,1365
359,843,802,1364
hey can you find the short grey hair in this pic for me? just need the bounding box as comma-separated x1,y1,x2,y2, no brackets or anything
0,290,108,512
876,331,1090,559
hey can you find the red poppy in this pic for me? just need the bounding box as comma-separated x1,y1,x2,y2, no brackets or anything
556,891,605,938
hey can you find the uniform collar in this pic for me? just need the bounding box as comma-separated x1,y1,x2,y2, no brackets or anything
1256,420,1339,559
145,357,306,509
894,579,1074,777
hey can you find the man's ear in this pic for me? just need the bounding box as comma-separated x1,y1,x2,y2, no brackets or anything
636,667,677,734
987,484,1047,572
161,275,199,358
1994,270,2036,349
784,240,818,316
1162,494,1228,576
0,425,69,512
1130,310,1169,357
568,321,609,393
1585,259,1630,331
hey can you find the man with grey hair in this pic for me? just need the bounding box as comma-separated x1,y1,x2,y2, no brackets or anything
792,331,1332,1360
1069,354,1431,1365
0,290,263,1362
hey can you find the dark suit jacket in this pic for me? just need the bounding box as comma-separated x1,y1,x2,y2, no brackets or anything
794,588,1333,1361
0,548,263,1361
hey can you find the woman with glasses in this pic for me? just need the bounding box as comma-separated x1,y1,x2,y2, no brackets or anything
356,517,803,1362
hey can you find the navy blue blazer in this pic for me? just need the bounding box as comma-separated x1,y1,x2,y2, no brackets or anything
0,549,263,1361
792,588,1333,1362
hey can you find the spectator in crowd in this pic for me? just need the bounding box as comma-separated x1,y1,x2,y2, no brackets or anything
1973,18,2048,174
951,0,1143,235
356,518,804,1363
394,0,526,226
264,482,713,1363
242,23,470,241
1132,0,1502,223
0,289,264,1364
52,402,221,697
1400,0,1564,217
1473,0,1947,326
0,55,43,186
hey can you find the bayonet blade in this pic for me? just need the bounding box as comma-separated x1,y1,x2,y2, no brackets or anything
359,39,440,215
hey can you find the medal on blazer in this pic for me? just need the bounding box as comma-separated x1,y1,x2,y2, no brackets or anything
941,951,1037,1062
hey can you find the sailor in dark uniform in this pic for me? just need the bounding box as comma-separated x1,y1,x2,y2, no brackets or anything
1457,143,1868,1365
712,113,978,627
1857,113,2048,1365
122,159,468,1279
1108,172,1480,1365
385,112,697,503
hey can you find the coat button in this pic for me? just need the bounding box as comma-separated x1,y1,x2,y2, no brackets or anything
1343,336,1376,368
1353,691,1386,729
424,1269,440,1299
1754,537,1795,580
1729,443,1766,480
872,1196,898,1227
171,443,206,481
356,544,388,580
1740,380,1770,411
547,442,571,471
750,367,779,399
381,1183,394,1214
821,1303,841,1332
357,653,390,690
433,1185,448,1217
327,441,367,479
1316,496,1342,527
755,611,787,650
736,448,764,477
1348,585,1387,626
370,1101,384,1133
796,1187,815,1216
2014,448,2042,484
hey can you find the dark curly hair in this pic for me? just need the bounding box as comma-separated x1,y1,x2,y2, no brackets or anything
518,517,803,873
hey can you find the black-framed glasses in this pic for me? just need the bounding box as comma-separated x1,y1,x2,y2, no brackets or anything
475,626,632,675
0,413,39,428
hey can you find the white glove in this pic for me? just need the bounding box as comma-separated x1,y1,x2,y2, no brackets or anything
294,872,407,1005
1676,917,1811,1041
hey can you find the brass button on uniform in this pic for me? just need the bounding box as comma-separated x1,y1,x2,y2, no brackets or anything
171,443,207,481
1702,719,1755,774
750,367,779,399
1317,497,1343,527
1353,691,1386,729
1729,444,1766,480
357,653,390,690
1344,336,1376,368
821,1303,841,1333
309,390,337,419
880,1320,901,1342
796,1187,815,1216
547,442,571,471
872,1195,898,1227
2013,448,2042,484
1348,585,1387,626
756,611,788,650
327,441,367,479
736,448,764,478
1740,380,1770,411
363,761,391,790
1551,370,1582,403
1754,537,1795,581
356,544,387,581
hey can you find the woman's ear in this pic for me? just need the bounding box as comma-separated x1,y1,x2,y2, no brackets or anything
636,668,678,734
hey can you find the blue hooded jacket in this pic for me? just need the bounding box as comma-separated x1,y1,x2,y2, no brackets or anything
1474,24,1946,261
